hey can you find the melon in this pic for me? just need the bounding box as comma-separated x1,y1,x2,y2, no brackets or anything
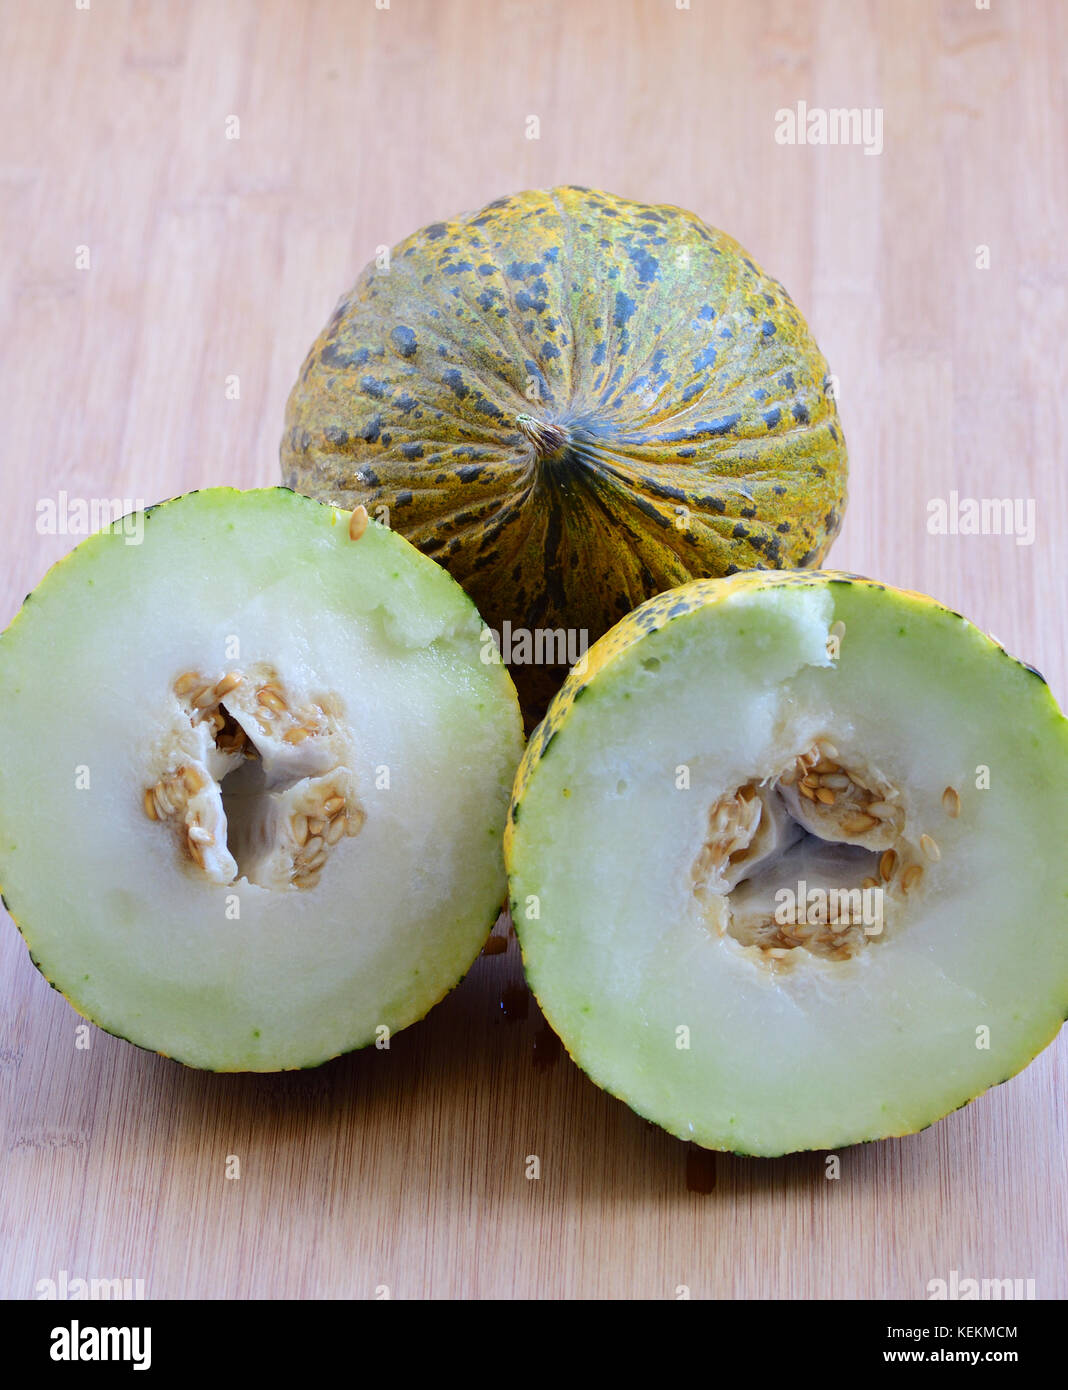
281,186,847,722
0,488,523,1070
504,571,1068,1154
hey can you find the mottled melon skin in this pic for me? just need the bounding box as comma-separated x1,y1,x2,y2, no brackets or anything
282,187,847,721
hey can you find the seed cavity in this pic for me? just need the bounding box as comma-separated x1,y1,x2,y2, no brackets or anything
693,733,943,967
145,666,365,890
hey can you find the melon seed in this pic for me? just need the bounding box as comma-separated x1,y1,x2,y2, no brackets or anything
348,505,369,541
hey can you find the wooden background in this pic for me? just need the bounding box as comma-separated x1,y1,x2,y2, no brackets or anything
1,0,1065,1300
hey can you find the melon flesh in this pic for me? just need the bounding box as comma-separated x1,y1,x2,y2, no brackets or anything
0,488,523,1070
506,574,1068,1155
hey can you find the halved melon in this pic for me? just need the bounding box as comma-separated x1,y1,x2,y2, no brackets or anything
505,571,1068,1154
0,488,523,1070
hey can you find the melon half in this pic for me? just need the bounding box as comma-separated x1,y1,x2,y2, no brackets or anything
0,488,523,1070
505,571,1068,1155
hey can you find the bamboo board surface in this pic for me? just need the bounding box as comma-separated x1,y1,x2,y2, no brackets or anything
1,0,1065,1300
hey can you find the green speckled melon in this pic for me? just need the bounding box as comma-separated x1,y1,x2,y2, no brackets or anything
282,187,847,721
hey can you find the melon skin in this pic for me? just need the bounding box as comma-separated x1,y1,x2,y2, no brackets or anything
281,186,847,722
0,487,523,1071
504,571,1068,1156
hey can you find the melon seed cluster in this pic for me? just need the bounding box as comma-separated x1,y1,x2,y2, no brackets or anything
143,666,364,890
692,739,962,965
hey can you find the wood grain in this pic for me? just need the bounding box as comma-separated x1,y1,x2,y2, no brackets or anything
1,0,1065,1299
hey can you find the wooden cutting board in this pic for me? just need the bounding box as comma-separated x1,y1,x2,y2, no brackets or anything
1,0,1064,1299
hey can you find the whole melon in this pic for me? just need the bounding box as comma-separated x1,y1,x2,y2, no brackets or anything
282,186,847,722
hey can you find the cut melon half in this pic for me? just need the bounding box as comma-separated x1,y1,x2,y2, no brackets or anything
505,571,1068,1155
0,488,523,1070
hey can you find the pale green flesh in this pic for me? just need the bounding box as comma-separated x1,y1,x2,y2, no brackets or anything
0,489,523,1070
509,579,1068,1155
